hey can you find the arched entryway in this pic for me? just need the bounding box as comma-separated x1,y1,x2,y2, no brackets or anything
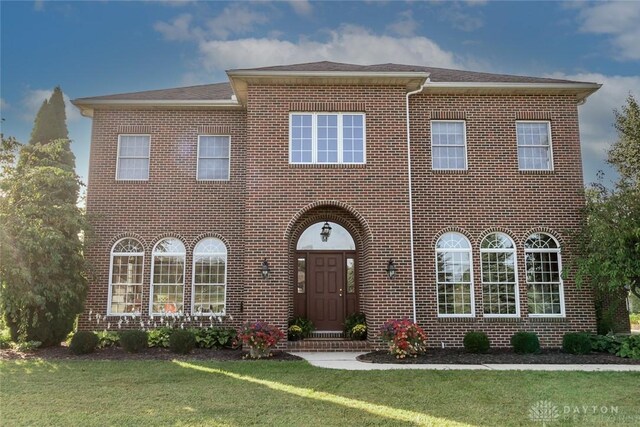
293,221,359,331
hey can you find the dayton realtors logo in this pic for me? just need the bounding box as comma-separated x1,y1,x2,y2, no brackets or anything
529,401,560,425
529,400,621,425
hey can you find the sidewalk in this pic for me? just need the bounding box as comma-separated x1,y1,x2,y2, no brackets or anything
294,352,640,371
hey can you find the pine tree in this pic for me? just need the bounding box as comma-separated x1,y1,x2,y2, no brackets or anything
28,86,68,145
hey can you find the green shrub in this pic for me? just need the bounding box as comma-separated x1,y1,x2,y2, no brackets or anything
14,341,41,352
562,332,591,355
350,324,367,340
193,327,237,349
463,331,490,353
0,328,12,349
69,331,99,355
119,330,148,353
630,313,640,326
148,327,172,348
511,331,540,354
288,317,314,338
616,335,640,359
169,329,196,354
344,312,366,339
96,331,120,348
590,333,622,354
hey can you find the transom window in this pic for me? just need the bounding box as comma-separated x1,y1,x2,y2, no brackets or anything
481,233,519,316
517,122,553,170
525,233,564,316
436,232,474,316
109,238,144,315
192,238,227,315
117,135,150,180
296,222,356,250
290,113,366,164
431,121,467,170
150,238,185,315
197,135,230,180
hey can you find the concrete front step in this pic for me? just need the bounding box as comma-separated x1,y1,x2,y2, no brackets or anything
287,339,371,352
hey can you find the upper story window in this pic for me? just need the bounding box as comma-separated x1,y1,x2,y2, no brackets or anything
431,121,467,170
525,233,564,316
198,135,230,180
117,135,150,180
517,122,553,171
150,238,185,315
109,238,144,315
290,113,366,164
436,232,474,316
480,232,519,317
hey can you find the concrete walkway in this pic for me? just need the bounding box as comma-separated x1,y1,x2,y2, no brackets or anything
294,352,640,371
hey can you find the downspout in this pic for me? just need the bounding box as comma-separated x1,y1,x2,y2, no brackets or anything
406,80,427,323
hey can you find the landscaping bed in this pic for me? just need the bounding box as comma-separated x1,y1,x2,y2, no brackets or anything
0,345,301,362
358,348,640,364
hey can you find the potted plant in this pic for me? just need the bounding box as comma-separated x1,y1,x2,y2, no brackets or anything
238,321,285,359
288,325,304,341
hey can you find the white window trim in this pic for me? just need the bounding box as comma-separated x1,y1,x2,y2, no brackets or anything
196,135,231,181
525,234,565,318
480,234,521,318
430,120,468,171
435,236,475,318
107,238,144,317
191,239,228,316
149,239,186,316
516,121,554,171
115,134,151,181
288,112,367,165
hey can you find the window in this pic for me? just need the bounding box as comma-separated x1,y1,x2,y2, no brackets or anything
117,135,150,180
517,122,553,170
296,222,356,251
431,121,467,170
150,238,185,315
192,238,227,314
525,233,564,316
297,258,306,294
436,232,474,316
197,136,230,180
290,113,365,164
481,233,519,316
109,238,144,315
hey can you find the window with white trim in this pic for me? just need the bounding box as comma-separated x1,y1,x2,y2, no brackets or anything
109,238,144,315
436,232,474,316
150,238,185,315
481,233,519,316
517,122,553,170
290,113,365,164
192,238,227,314
117,135,150,180
197,136,230,180
431,121,467,170
525,233,564,316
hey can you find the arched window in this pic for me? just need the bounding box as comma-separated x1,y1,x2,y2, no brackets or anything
436,232,474,316
525,233,564,316
150,238,185,315
192,238,227,315
481,233,519,316
109,238,144,315
296,222,355,250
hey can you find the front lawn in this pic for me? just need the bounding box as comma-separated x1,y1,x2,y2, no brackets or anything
1,360,639,426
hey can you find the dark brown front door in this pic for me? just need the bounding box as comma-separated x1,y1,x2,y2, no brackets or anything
308,253,344,330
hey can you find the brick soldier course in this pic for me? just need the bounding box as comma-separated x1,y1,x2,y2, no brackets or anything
73,61,601,348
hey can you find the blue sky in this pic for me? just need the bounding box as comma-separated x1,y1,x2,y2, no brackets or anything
1,0,639,188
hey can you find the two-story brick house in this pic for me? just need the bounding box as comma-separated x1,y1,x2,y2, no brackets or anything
73,61,601,348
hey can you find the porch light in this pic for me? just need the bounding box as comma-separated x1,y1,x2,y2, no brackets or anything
386,259,397,280
260,258,271,279
320,221,332,242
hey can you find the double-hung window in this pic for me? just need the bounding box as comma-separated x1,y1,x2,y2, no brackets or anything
517,121,553,170
117,135,150,180
197,135,230,180
290,113,365,164
431,121,467,170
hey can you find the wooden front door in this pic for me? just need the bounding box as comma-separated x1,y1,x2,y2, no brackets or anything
308,252,344,330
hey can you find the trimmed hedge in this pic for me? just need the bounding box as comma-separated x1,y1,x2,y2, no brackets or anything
463,331,490,353
69,331,99,355
562,332,591,355
511,331,540,354
169,329,196,354
119,330,148,353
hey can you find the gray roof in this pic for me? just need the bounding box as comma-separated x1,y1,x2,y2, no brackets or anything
73,82,234,102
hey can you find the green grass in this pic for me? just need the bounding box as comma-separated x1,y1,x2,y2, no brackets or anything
1,360,639,426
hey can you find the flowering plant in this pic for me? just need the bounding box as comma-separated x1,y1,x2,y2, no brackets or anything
288,325,303,341
380,319,428,359
238,321,285,358
350,324,367,340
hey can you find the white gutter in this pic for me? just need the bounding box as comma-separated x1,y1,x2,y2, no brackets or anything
405,82,427,323
227,70,430,79
423,82,601,90
72,99,240,107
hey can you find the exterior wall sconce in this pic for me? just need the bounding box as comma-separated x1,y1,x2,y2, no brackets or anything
386,259,397,279
260,258,271,279
320,221,332,242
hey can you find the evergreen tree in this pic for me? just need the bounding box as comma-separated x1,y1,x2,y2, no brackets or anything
28,86,68,145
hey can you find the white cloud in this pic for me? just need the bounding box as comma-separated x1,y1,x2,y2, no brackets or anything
386,10,419,37
577,2,640,61
21,89,82,123
439,4,484,32
34,0,44,12
198,25,461,71
207,5,268,39
0,98,9,111
154,13,200,41
546,72,640,183
287,0,312,16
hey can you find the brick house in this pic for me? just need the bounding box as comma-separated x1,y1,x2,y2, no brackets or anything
73,61,601,348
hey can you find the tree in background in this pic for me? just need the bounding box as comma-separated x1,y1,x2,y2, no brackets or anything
29,86,68,145
575,94,640,332
0,87,87,346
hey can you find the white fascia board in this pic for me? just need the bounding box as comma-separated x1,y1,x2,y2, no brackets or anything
226,70,431,79
424,82,602,90
71,99,242,117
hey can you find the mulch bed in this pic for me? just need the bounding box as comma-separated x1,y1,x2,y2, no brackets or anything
0,345,302,362
357,349,640,365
